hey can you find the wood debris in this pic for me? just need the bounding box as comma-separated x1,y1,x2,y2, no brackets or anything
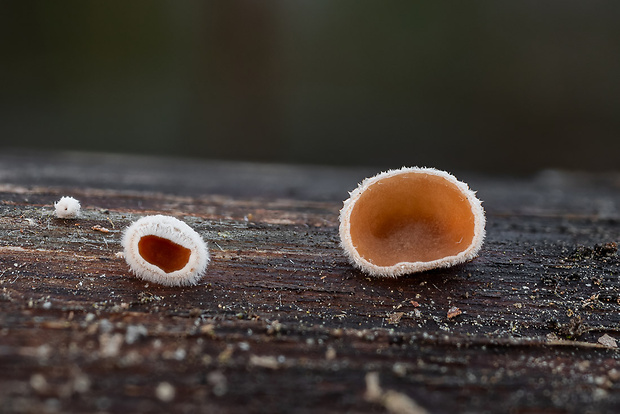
249,355,280,370
447,306,462,319
365,372,429,414
598,334,618,348
91,225,111,233
387,312,405,324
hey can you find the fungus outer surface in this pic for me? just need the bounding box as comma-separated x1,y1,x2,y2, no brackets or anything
122,215,210,286
339,167,485,277
54,196,81,219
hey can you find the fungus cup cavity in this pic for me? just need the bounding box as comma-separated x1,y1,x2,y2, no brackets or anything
54,196,81,219
122,215,210,286
339,167,485,277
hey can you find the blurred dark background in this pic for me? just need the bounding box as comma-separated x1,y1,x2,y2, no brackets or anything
1,1,619,174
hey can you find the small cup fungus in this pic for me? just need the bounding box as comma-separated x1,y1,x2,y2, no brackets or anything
339,167,485,277
122,215,210,286
54,196,81,219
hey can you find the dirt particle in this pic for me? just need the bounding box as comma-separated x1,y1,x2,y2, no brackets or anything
568,242,617,261
98,319,114,334
447,307,462,320
91,225,110,233
138,292,162,304
30,373,49,394
392,362,408,377
125,324,148,345
546,333,559,342
99,333,123,357
594,242,618,257
266,320,282,335
593,387,608,401
365,372,429,414
72,373,91,394
554,315,589,339
200,324,215,336
155,382,176,402
217,346,234,364
163,348,186,361
207,371,227,397
387,312,405,324
598,333,618,348
249,355,280,369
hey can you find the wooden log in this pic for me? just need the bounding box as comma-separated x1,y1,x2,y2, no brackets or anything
0,150,619,413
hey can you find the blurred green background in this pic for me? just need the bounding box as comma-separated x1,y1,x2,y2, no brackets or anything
1,1,619,173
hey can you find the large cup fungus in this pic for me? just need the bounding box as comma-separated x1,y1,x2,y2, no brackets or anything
122,215,210,286
339,167,485,277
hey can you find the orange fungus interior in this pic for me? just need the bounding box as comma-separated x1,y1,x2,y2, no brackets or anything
138,235,191,273
348,172,476,267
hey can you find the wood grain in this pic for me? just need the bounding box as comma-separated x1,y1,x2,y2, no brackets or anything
1,151,619,413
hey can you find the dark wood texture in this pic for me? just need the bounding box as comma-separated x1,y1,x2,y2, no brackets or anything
1,151,619,413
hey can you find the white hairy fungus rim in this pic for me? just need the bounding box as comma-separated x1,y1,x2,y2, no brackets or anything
121,215,210,286
54,196,81,219
339,167,485,277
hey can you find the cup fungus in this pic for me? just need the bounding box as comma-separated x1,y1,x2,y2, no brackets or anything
339,167,485,277
54,196,81,219
122,215,210,286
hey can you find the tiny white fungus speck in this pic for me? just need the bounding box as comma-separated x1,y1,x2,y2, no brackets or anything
122,215,210,286
54,196,81,219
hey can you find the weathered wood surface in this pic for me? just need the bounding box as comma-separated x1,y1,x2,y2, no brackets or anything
1,150,619,414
